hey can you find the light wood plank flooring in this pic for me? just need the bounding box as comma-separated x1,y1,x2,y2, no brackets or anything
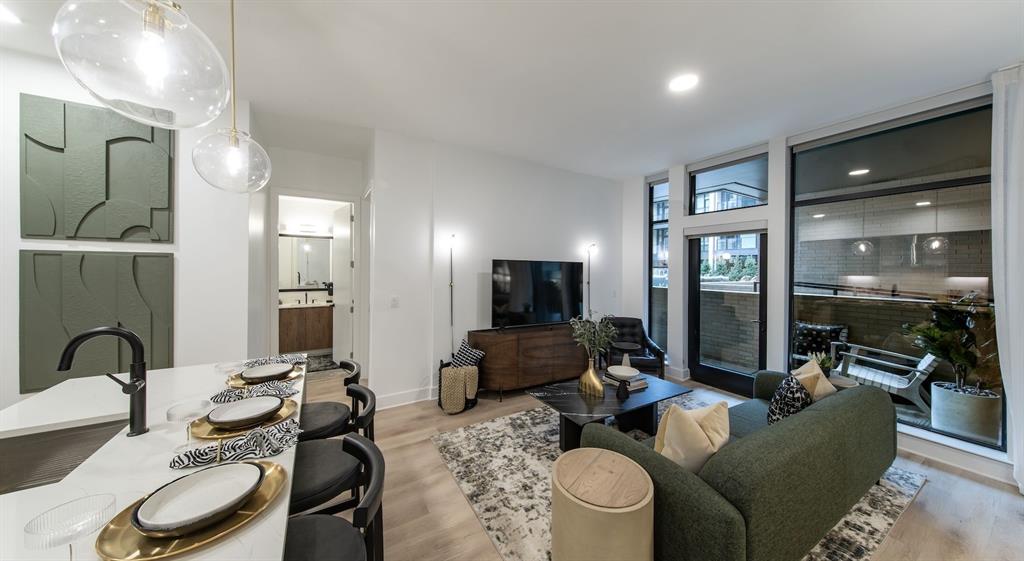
307,374,1024,561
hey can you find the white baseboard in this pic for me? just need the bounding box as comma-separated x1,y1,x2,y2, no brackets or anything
897,424,1016,487
375,385,438,410
667,366,689,382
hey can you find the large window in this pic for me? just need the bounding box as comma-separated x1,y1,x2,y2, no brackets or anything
690,154,768,215
648,178,669,350
790,104,1004,450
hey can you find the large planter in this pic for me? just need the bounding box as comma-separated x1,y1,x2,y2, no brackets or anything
930,382,1003,446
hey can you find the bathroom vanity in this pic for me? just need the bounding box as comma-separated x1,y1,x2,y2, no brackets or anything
279,303,334,353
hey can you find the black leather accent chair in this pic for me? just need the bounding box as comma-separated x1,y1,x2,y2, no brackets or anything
284,433,385,561
604,317,665,379
299,360,373,442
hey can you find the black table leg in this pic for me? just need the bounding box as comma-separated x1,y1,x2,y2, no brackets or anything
559,415,586,452
615,403,657,436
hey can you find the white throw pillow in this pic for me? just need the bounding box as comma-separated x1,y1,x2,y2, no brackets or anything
654,402,730,473
791,361,838,401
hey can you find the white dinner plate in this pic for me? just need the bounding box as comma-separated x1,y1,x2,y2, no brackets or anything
133,462,264,537
607,365,641,381
206,396,284,429
240,363,294,383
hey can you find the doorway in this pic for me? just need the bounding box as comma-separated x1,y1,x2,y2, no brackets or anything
276,195,356,369
687,231,767,396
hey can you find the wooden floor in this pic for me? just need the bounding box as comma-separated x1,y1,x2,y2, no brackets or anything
307,374,1024,561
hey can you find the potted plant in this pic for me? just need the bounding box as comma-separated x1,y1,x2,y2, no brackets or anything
570,315,617,397
904,291,1002,445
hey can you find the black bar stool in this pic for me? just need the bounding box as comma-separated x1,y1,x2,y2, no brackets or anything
298,360,371,442
284,434,385,561
290,384,376,515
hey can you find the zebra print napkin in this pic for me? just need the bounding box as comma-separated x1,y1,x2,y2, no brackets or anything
210,380,299,404
243,353,307,368
169,419,302,469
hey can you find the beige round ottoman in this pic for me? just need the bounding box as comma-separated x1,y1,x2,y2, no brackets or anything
551,448,654,561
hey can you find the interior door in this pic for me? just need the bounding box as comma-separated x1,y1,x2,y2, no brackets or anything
332,204,354,363
687,232,768,396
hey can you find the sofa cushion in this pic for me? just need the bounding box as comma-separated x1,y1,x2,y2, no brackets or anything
792,361,837,401
727,400,769,439
654,402,730,473
767,376,813,424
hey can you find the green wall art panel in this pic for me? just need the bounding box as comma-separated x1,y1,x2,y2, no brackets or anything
20,93,173,242
20,251,174,393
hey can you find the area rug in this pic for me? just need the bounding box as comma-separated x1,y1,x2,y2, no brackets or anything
432,395,925,561
305,354,339,373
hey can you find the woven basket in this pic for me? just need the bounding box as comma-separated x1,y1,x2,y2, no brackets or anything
440,366,468,414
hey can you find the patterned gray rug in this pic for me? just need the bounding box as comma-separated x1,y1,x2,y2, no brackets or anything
432,393,925,561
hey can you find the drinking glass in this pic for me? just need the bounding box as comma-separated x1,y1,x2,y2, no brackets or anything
24,494,116,561
166,399,213,453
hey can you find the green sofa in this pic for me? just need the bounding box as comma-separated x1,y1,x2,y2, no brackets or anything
580,370,896,561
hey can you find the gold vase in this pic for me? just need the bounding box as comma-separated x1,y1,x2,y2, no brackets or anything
578,358,604,397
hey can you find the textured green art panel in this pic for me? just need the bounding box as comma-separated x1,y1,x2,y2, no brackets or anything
20,251,174,393
20,94,173,242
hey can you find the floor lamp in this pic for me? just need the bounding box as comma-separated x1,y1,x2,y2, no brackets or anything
586,243,597,319
449,234,456,358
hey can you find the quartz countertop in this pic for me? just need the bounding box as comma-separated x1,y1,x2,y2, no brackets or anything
277,302,333,309
0,363,305,560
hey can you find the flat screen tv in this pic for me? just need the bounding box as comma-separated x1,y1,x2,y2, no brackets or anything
491,259,583,328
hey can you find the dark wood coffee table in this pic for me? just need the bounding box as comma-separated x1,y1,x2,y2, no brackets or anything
527,374,691,451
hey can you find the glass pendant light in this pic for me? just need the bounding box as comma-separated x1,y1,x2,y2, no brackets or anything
52,0,229,129
191,0,270,193
851,240,874,256
850,201,874,256
917,193,948,255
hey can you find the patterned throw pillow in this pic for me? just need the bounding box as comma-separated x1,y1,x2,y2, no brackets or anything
792,322,845,357
452,339,485,367
767,375,813,425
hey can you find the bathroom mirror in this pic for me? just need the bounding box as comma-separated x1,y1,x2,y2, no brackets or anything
279,235,332,289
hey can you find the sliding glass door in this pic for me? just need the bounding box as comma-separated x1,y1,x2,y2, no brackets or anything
688,232,767,396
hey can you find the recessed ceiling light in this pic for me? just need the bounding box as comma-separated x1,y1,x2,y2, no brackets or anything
668,73,699,93
0,3,22,24
915,201,932,207
848,169,870,176
812,213,826,219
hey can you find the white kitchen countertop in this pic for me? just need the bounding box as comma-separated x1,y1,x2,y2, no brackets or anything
277,302,333,309
0,363,305,561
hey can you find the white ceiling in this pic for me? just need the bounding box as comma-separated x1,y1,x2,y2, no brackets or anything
2,1,1022,179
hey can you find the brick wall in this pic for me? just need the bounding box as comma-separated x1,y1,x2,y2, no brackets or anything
699,289,759,370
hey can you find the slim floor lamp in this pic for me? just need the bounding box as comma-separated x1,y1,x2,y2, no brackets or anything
586,243,596,318
449,234,456,358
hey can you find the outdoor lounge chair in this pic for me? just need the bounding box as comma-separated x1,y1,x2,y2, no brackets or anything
833,342,937,415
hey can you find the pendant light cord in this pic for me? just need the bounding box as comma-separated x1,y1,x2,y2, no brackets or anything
229,0,237,132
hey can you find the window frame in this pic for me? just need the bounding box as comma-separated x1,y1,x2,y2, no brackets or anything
786,102,1004,451
688,153,770,217
647,175,669,348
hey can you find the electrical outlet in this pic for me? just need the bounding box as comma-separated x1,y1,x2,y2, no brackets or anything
389,295,400,309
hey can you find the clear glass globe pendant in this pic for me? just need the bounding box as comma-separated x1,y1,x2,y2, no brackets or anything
191,0,271,193
193,129,271,193
52,0,229,129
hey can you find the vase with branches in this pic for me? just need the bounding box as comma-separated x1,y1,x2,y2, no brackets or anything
570,315,617,396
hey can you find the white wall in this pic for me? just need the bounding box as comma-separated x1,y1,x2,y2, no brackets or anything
0,49,254,408
620,177,646,319
266,146,364,199
369,130,623,408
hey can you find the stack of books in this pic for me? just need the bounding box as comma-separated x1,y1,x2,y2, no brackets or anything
602,373,648,392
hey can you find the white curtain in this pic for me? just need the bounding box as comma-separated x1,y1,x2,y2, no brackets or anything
991,64,1024,494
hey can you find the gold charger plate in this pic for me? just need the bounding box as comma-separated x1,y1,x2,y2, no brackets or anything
95,461,287,561
226,366,304,388
189,399,298,440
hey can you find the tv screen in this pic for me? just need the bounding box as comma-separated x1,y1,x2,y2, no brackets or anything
491,259,583,328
